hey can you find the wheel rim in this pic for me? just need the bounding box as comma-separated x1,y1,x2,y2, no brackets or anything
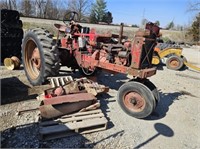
123,92,146,112
152,56,160,65
24,38,41,80
168,58,180,68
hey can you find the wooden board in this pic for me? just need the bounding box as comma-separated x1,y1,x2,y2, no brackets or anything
39,109,107,140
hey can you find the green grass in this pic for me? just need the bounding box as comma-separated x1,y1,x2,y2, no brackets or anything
22,20,190,43
23,22,57,36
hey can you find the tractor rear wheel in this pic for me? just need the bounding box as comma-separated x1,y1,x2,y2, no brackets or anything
117,81,155,118
166,55,184,70
22,28,60,85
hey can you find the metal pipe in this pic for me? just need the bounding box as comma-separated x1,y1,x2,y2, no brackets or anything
119,23,124,44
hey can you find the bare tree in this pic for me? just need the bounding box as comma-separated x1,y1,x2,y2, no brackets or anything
35,0,46,17
68,0,91,21
20,0,33,16
56,1,68,20
43,0,53,18
10,0,17,10
187,0,200,12
36,0,68,19
0,0,18,10
0,0,8,9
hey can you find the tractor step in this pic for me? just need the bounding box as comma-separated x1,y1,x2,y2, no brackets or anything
39,109,108,140
47,76,73,87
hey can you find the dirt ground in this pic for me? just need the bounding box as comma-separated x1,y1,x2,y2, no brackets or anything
0,47,200,148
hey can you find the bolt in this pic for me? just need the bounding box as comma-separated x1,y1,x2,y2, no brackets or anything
130,98,137,105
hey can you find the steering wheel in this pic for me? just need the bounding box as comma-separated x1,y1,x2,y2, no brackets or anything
63,11,79,25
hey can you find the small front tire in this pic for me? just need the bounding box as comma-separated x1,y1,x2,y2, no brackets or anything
117,81,155,119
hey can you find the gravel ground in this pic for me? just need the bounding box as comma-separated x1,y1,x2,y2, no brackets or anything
0,47,200,148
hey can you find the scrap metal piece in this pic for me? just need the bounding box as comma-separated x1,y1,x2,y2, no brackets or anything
84,83,109,96
48,76,73,88
62,81,80,94
42,93,96,105
39,100,95,119
4,56,21,70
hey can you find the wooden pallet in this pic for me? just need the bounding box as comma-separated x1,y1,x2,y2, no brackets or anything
39,109,107,140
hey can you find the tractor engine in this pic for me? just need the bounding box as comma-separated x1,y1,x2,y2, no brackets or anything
98,43,131,67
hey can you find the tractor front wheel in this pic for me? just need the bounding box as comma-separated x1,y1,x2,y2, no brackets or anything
117,81,155,118
22,28,60,85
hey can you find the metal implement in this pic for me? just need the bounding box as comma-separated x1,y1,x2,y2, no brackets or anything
45,77,109,97
39,101,94,119
48,76,73,88
39,93,97,119
152,46,200,72
42,93,96,105
4,56,21,70
152,47,183,70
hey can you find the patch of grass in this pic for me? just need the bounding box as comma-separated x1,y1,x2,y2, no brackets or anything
22,18,191,43
22,22,57,36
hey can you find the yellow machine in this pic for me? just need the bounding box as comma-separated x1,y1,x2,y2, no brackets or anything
152,46,200,71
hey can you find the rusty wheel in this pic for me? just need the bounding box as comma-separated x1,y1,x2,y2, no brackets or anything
166,55,183,70
117,81,155,118
22,28,60,85
123,92,146,112
24,40,40,80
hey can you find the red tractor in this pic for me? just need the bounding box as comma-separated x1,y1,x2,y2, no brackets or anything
22,12,160,118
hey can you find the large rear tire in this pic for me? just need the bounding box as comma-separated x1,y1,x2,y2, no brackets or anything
22,28,60,85
117,81,155,118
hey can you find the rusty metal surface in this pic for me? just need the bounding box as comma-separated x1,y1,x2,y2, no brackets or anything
48,76,73,88
84,83,109,96
31,47,41,69
124,92,145,112
127,67,156,78
141,67,157,78
118,23,124,44
39,100,93,119
43,93,96,105
168,58,180,69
